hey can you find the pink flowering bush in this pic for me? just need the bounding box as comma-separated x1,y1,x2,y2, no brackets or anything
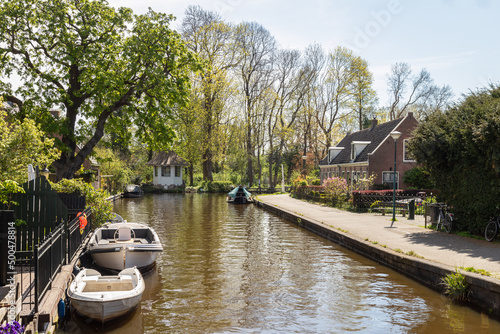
323,177,348,204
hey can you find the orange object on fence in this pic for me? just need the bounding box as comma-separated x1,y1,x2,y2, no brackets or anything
77,212,87,234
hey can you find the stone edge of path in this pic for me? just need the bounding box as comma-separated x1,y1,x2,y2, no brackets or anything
254,198,500,319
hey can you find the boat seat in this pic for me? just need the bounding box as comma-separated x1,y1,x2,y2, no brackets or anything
98,239,110,245
117,227,133,241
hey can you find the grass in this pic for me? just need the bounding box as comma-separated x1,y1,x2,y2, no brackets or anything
459,266,491,276
441,269,471,302
405,250,424,259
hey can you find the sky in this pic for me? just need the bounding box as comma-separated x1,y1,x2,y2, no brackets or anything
110,0,500,106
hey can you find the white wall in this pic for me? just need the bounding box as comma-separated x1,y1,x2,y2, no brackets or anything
152,165,183,187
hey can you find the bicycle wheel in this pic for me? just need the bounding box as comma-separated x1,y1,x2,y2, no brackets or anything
443,214,452,234
485,220,498,242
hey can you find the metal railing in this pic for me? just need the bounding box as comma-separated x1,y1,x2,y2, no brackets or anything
67,207,92,262
34,222,66,312
14,208,92,317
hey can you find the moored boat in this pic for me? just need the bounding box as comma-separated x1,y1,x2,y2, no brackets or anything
88,222,163,271
123,184,144,198
68,267,145,322
227,185,253,204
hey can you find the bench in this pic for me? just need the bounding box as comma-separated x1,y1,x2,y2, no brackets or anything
372,201,409,217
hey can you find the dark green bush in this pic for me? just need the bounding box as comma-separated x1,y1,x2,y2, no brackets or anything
403,167,434,189
200,181,233,193
409,85,500,233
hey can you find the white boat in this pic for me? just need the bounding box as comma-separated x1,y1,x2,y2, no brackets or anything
68,267,145,322
88,222,163,271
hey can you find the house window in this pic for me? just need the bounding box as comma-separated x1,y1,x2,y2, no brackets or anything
154,166,158,177
382,171,399,189
175,166,181,177
351,143,356,160
162,166,170,177
403,139,416,162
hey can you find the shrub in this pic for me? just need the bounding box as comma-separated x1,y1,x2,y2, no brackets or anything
410,85,500,233
51,179,113,227
403,167,434,189
323,177,348,204
199,180,232,193
311,179,321,186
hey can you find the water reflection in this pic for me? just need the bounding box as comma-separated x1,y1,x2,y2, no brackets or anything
58,193,500,333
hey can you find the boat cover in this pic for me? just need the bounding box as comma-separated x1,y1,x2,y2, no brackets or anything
227,186,252,199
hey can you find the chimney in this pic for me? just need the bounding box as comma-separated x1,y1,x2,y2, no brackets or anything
371,118,378,128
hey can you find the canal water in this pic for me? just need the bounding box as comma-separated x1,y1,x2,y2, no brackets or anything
58,193,500,333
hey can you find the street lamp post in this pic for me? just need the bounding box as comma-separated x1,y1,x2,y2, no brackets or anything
390,131,402,227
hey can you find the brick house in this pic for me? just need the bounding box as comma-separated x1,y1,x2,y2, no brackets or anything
319,112,418,190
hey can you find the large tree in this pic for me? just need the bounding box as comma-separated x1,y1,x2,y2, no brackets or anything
180,6,236,182
387,62,452,120
0,0,199,180
234,21,276,186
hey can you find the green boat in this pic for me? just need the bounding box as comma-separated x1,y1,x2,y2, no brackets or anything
227,185,253,204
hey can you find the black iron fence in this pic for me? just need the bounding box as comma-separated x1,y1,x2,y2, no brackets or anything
67,207,92,262
12,207,92,318
291,186,436,216
34,222,66,312
351,191,433,215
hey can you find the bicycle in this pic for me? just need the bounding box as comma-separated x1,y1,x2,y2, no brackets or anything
484,208,500,242
436,203,453,234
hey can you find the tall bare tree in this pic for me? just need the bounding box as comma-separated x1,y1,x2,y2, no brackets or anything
387,62,452,120
314,46,359,151
234,22,276,186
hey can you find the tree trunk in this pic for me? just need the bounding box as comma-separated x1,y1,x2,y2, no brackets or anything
189,165,194,186
268,143,274,188
202,149,213,181
246,125,253,186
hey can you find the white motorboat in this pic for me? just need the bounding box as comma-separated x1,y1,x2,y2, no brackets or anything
68,267,145,322
88,222,163,271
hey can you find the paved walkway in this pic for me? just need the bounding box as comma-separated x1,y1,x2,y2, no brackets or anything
257,194,500,278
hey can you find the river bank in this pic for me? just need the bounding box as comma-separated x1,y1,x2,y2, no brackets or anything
255,194,500,319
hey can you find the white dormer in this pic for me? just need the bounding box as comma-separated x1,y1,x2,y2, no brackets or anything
350,141,371,161
328,147,344,163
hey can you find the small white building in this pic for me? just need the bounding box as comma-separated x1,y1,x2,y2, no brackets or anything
146,151,189,188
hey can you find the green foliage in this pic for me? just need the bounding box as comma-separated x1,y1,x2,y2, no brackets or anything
459,266,490,276
409,85,500,233
93,146,133,193
51,179,112,227
199,180,232,193
0,180,25,210
350,174,377,191
403,167,434,189
311,179,321,186
0,0,201,179
441,269,470,302
0,110,59,183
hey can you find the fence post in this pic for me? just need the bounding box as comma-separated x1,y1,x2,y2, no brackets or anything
34,244,39,314
408,200,415,220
